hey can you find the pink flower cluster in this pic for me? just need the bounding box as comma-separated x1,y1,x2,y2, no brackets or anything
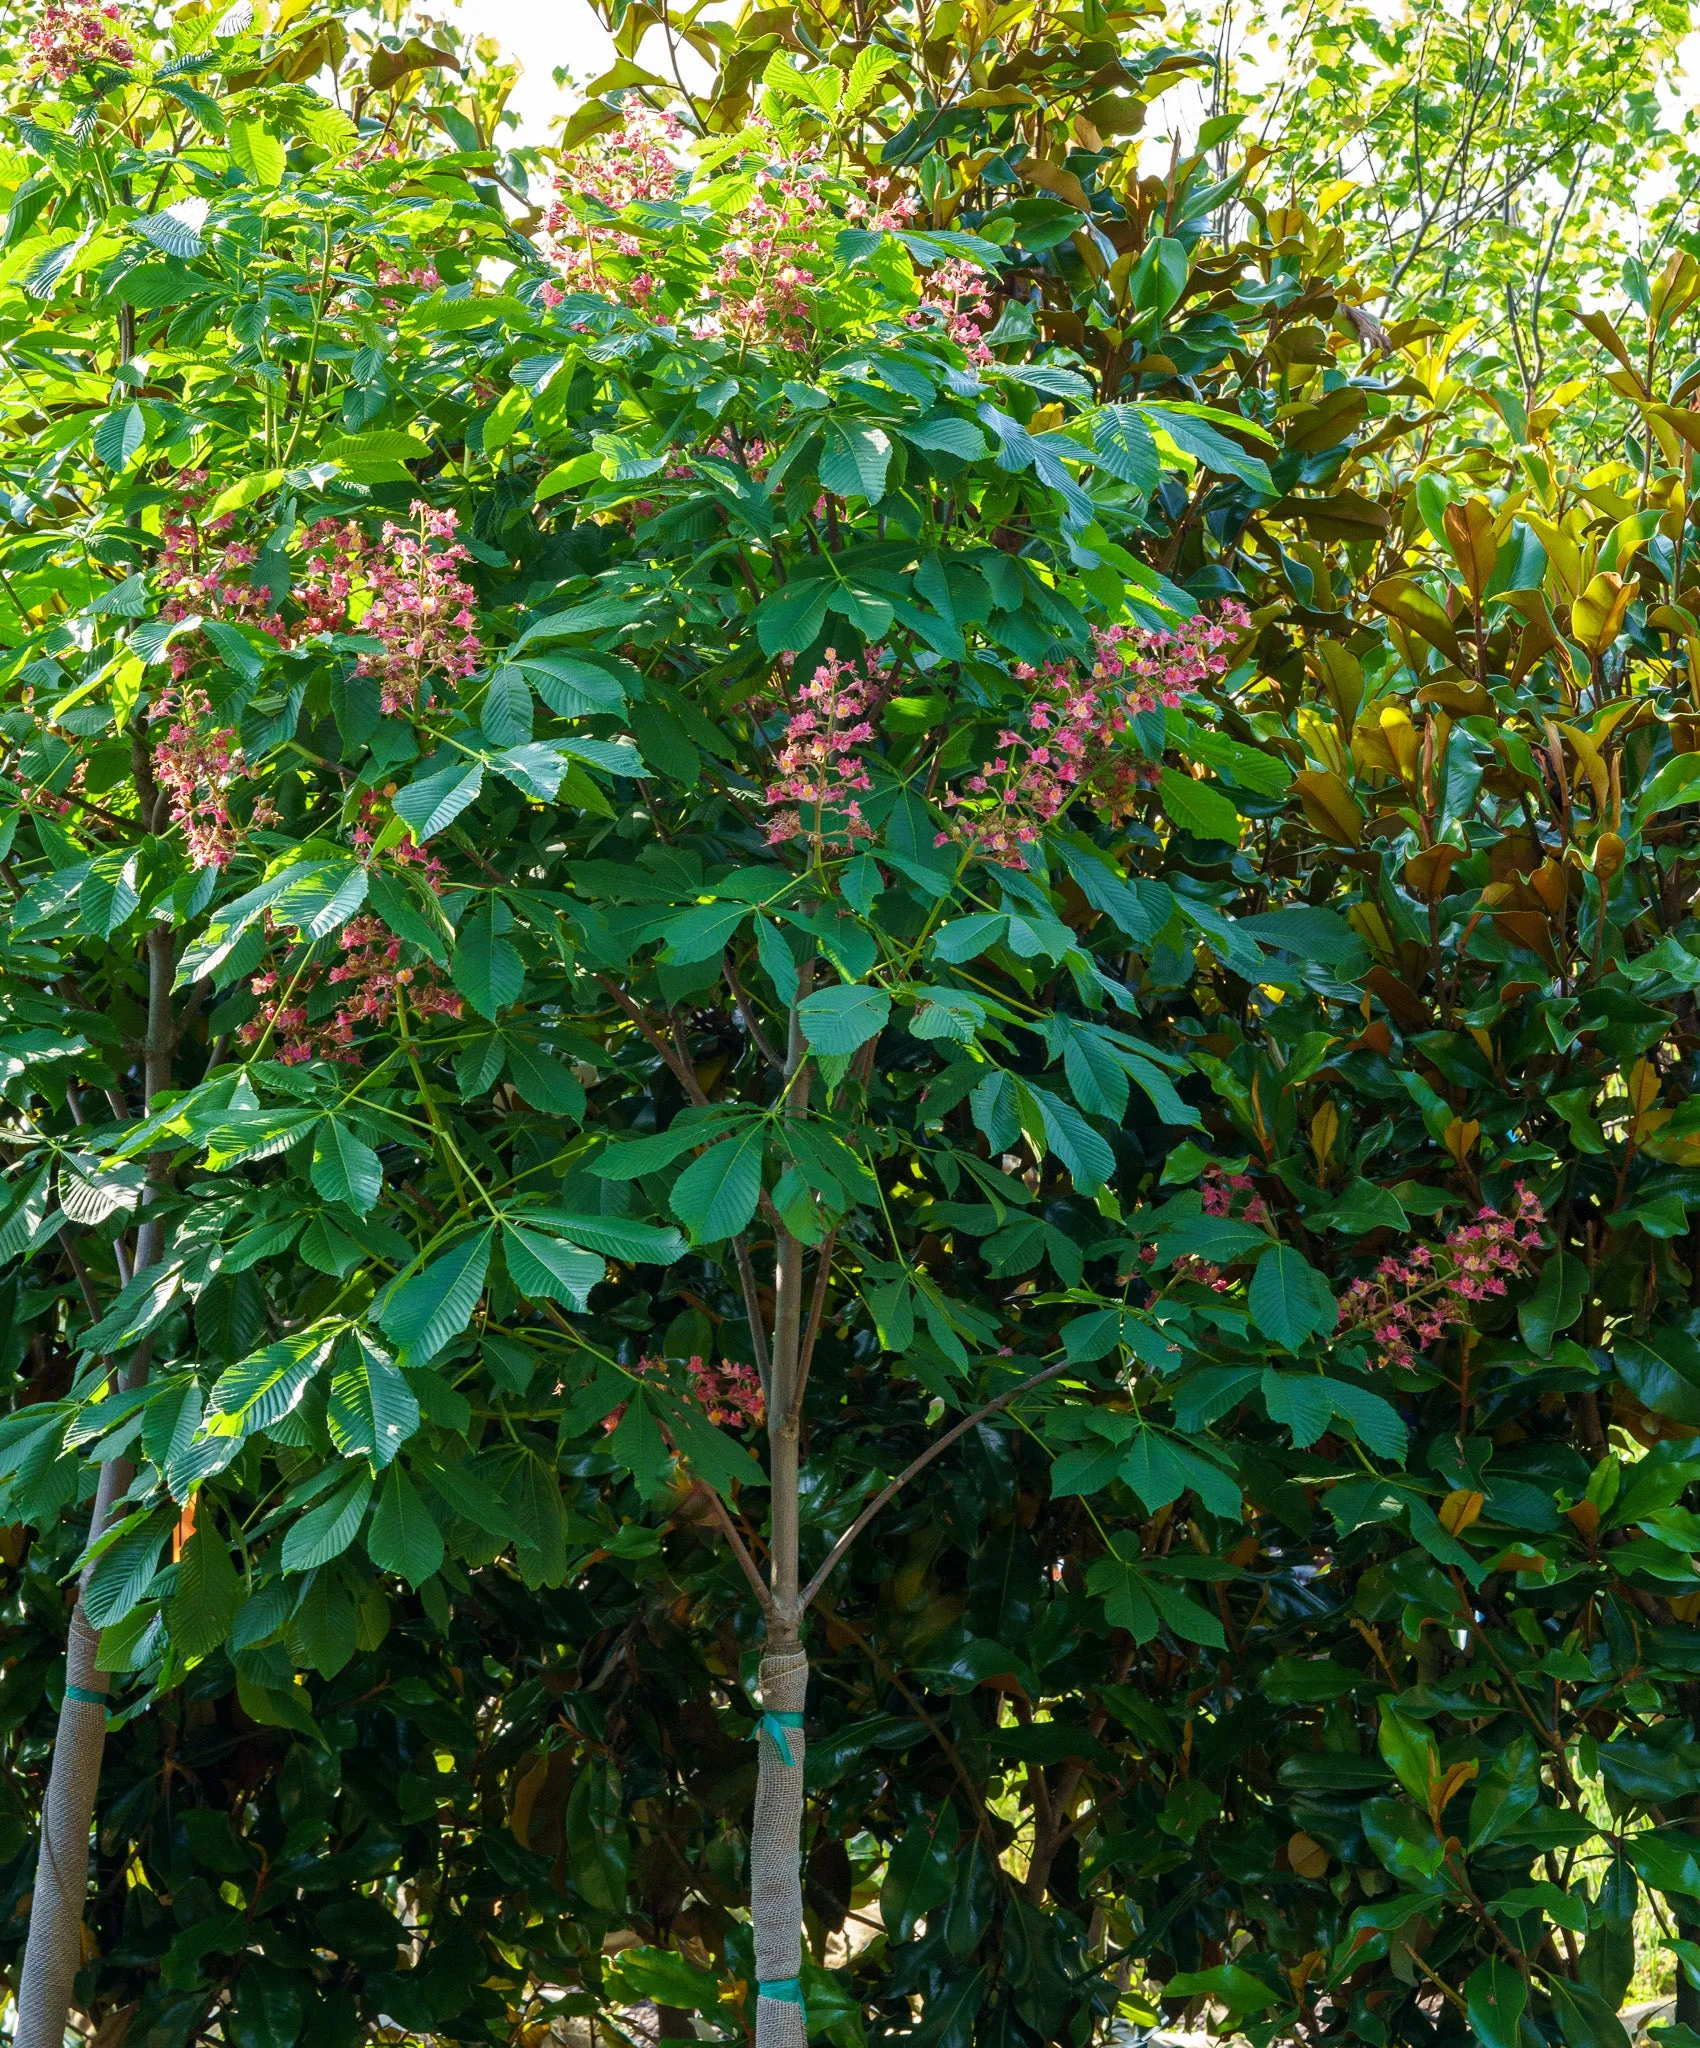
908,256,995,363
355,502,482,716
1338,1183,1548,1370
1200,1163,1269,1229
938,605,1250,867
605,1353,766,1435
705,157,830,348
349,789,447,891
151,687,275,869
159,476,354,677
543,107,682,309
762,648,888,850
28,0,133,79
241,913,462,1066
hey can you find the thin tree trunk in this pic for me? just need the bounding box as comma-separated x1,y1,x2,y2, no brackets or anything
16,924,174,2048
750,982,811,2048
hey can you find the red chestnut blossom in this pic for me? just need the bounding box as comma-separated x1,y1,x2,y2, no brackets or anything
1337,1182,1548,1370
158,477,356,677
151,687,274,869
604,1353,766,1434
28,0,133,80
1199,1163,1270,1230
349,789,448,891
762,648,888,851
355,502,482,717
907,255,995,363
240,913,462,1066
543,107,683,308
938,604,1251,865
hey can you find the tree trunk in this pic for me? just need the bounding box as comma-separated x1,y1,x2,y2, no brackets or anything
14,1411,148,2048
749,977,811,2047
751,1646,809,2048
15,923,173,2048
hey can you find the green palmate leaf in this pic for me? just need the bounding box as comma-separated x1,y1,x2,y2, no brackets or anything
272,860,368,941
280,1468,373,1572
228,119,286,185
168,1522,244,1657
452,912,525,1020
377,1232,492,1364
1248,1244,1336,1349
394,759,484,841
311,1120,383,1214
366,1462,445,1585
502,1224,605,1309
502,1038,586,1116
327,1333,420,1467
207,1331,336,1433
799,983,891,1054
516,1209,687,1263
83,1508,175,1628
819,421,892,501
93,403,145,471
670,1132,764,1243
1157,766,1243,842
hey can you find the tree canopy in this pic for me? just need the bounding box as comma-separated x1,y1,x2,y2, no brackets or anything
6,3,1700,2048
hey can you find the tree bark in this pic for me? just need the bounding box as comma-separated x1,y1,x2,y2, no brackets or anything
749,979,811,2048
15,923,173,2048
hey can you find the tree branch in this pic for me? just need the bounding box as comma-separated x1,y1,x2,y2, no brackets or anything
799,1360,1067,1612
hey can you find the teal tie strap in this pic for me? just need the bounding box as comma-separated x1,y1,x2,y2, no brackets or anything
758,1977,805,2011
64,1684,108,1707
753,1709,804,1767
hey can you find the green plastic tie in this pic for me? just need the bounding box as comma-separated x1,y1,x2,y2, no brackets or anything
64,1684,108,1707
758,1978,805,2012
752,1709,804,1767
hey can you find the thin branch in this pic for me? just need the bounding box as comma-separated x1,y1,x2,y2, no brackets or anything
787,1227,837,1430
690,1481,779,1624
722,950,784,1073
734,1238,773,1392
799,1361,1068,1612
596,974,708,1105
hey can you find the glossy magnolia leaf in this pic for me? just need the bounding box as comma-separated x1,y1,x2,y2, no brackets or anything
366,1462,444,1585
377,1231,492,1364
311,1120,382,1214
1463,1961,1526,2048
327,1333,420,1467
280,1468,373,1572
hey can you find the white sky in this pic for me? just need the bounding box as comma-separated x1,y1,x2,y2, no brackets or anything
459,0,640,142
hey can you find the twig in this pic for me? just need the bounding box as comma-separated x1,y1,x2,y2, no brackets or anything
787,1227,837,1429
723,950,784,1072
799,1361,1068,1611
690,1481,779,1625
